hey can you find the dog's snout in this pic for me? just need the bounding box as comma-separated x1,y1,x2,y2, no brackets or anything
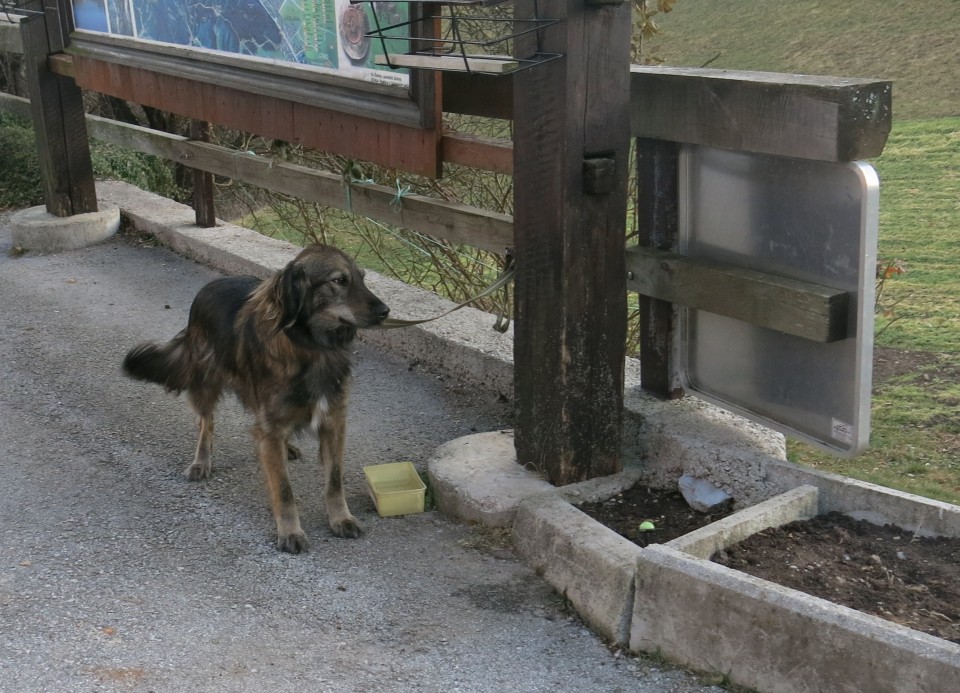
373,301,390,321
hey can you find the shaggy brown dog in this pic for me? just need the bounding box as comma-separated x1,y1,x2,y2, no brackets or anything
123,244,389,553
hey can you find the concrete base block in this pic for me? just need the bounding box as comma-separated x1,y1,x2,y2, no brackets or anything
632,544,960,693
427,431,552,527
514,494,640,646
10,203,120,254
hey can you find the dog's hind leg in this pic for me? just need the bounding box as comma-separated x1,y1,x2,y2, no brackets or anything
254,423,308,554
185,387,220,481
319,398,362,539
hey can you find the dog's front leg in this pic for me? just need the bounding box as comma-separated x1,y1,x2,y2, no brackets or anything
319,400,362,538
254,423,308,553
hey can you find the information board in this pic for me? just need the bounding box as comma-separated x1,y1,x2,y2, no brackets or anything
70,0,408,88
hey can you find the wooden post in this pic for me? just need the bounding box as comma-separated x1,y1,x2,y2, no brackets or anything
635,138,681,397
20,1,97,216
512,0,631,484
190,120,217,227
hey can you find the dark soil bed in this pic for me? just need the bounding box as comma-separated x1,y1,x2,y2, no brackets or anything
578,485,737,547
581,486,960,645
713,512,960,645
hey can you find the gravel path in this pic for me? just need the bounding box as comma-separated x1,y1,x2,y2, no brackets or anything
0,213,720,692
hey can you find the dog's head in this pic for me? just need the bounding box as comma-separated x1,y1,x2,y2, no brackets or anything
274,244,389,349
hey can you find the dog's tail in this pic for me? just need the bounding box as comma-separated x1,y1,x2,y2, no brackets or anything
122,333,193,394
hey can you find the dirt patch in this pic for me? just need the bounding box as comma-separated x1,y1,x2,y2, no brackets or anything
583,486,960,645
872,346,940,383
712,512,960,645
578,485,736,548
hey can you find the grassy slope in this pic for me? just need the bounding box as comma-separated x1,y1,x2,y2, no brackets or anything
652,0,960,120
653,2,960,502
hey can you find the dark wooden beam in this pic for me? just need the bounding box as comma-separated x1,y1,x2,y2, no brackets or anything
626,246,850,343
19,3,96,216
81,112,513,254
630,66,892,162
189,120,216,228
441,131,513,174
512,0,630,484
635,138,680,398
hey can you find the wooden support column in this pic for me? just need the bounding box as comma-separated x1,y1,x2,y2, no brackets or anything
512,0,631,484
190,120,216,228
20,1,97,216
635,138,681,398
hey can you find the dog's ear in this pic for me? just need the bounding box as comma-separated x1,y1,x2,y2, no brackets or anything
275,262,310,329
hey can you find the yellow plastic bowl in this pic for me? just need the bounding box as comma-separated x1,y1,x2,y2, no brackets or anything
363,461,426,517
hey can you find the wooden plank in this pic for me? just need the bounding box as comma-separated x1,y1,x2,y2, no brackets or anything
65,33,431,129
82,113,513,254
69,56,442,177
189,120,216,228
442,66,894,163
20,10,96,216
635,138,680,398
259,95,294,143
626,246,850,343
41,0,67,53
47,52,75,78
441,131,513,174
376,54,519,74
512,0,631,484
630,66,892,162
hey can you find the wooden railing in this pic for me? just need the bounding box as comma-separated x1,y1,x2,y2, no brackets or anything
0,9,892,484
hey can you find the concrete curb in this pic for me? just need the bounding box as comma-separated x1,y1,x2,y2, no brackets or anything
665,485,819,560
513,494,641,646
427,430,553,527
429,431,960,691
632,544,960,693
10,202,120,253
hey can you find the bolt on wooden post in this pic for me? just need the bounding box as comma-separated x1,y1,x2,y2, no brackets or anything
512,0,631,485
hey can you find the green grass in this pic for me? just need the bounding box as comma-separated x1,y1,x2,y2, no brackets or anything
652,0,960,120
240,202,506,310
873,118,960,352
0,111,178,210
790,354,960,504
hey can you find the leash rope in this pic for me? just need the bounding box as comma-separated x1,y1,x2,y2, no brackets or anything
375,261,515,331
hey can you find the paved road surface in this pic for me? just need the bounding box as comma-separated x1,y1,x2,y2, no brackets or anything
0,214,719,692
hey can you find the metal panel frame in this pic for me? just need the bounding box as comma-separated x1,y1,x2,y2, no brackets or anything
676,145,879,456
63,2,437,129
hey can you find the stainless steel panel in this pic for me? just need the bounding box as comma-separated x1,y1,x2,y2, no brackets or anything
678,146,879,455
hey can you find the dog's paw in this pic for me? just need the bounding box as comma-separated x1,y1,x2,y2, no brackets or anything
285,443,301,461
330,516,364,539
277,531,309,554
184,462,212,481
